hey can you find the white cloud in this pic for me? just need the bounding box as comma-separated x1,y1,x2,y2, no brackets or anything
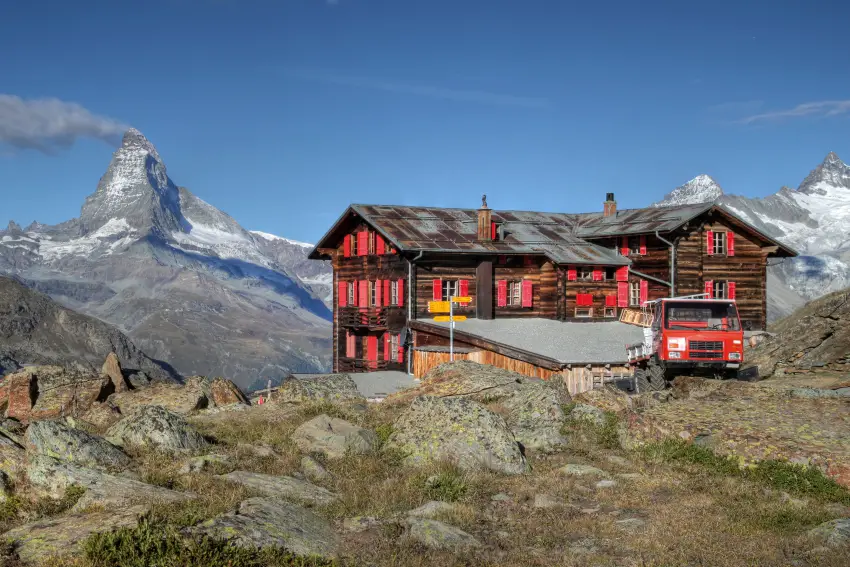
0,95,128,153
741,100,850,124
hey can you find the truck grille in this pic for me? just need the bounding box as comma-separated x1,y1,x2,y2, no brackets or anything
689,340,724,360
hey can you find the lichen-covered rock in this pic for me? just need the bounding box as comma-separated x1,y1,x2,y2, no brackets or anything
218,470,338,507
26,455,190,510
386,396,528,475
387,361,569,453
189,497,340,559
808,518,850,548
404,517,481,551
569,403,607,426
406,500,457,519
0,428,25,480
301,456,332,483
25,420,130,470
3,366,110,422
127,372,151,389
108,381,208,415
101,352,128,393
277,374,365,405
291,414,379,459
209,377,250,406
80,401,123,429
3,505,147,565
573,385,633,415
105,405,209,452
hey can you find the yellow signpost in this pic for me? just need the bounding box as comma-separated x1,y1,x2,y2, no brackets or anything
452,296,472,303
428,301,451,313
433,315,467,322
430,295,472,361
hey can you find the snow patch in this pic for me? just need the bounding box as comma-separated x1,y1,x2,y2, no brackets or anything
251,231,313,248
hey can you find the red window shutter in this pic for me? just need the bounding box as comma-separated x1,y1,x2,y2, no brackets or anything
616,266,628,282
367,336,377,366
497,280,507,307
459,279,469,298
397,279,404,307
432,279,442,301
620,237,629,256
358,230,369,256
727,232,735,256
592,269,602,282
605,295,617,307
704,280,714,299
581,294,595,307
640,280,648,305
728,281,736,300
521,280,533,307
383,333,390,361
359,280,369,306
639,235,647,255
706,231,714,256
491,222,497,240
343,235,351,258
345,332,354,358
383,280,390,306
568,268,577,281
376,234,385,255
338,281,348,307
617,282,628,307
397,334,404,363
375,279,382,306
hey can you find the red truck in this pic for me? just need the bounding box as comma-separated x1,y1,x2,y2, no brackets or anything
626,296,745,392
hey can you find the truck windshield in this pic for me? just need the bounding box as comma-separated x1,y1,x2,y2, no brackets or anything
664,302,740,331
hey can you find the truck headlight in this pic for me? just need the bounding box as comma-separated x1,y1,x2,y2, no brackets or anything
729,353,741,360
669,352,682,359
667,337,686,351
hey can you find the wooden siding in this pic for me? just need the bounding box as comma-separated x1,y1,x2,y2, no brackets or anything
414,262,478,319
492,258,557,318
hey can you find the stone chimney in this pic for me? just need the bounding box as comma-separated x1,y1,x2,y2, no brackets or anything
477,194,492,241
603,192,617,217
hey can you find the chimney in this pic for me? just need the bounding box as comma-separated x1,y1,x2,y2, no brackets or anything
603,192,617,217
477,194,492,241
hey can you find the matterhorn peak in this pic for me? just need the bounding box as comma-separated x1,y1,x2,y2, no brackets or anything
120,128,161,160
798,151,850,195
653,174,724,207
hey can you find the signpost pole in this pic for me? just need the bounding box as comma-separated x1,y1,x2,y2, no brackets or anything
449,297,454,361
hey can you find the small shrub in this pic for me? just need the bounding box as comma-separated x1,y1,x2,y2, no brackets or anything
374,424,394,448
32,485,88,518
421,469,469,503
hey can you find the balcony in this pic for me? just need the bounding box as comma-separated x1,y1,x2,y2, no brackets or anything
339,307,395,329
338,357,388,373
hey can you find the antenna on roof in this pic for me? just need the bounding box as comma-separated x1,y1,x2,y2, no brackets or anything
482,194,488,208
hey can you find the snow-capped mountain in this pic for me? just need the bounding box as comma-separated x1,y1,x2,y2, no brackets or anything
654,152,850,321
0,129,332,387
654,174,724,207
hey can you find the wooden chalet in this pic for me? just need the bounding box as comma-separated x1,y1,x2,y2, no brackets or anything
309,194,796,391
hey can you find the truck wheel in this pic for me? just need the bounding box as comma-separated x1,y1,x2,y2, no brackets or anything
648,363,667,391
634,367,651,393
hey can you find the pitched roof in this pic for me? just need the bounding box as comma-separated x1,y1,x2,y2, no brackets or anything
574,203,714,237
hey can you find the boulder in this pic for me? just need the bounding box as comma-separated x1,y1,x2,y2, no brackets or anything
25,420,130,470
2,505,147,565
108,381,208,415
79,401,123,429
105,405,210,453
387,361,569,453
406,500,457,519
2,366,111,423
0,429,25,481
569,403,607,427
573,385,633,415
386,396,528,475
218,470,338,507
189,497,339,560
127,372,151,389
404,517,481,552
209,377,250,406
27,455,190,510
101,352,128,393
809,518,850,548
276,374,365,405
291,414,379,459
301,456,332,483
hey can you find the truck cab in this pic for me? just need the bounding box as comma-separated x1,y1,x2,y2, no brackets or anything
627,297,745,391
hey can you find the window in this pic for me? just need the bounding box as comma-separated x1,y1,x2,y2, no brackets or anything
441,280,459,301
369,281,377,306
629,236,642,255
713,232,728,255
604,307,616,317
605,267,616,281
575,307,593,318
629,281,641,307
665,301,741,331
349,233,357,256
578,269,594,282
713,281,728,299
390,334,400,362
508,281,522,306
390,280,399,305
368,232,376,254
347,282,355,306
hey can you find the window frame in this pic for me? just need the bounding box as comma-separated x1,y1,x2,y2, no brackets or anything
604,267,616,281
575,307,593,318
629,281,641,307
508,280,522,306
390,334,400,362
604,306,617,318
441,280,459,302
369,281,377,306
390,280,399,306
368,232,376,255
628,236,642,255
349,233,357,256
578,269,594,282
347,282,356,306
713,280,728,299
713,231,728,255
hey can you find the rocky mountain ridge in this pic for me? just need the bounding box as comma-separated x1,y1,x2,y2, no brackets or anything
654,152,850,320
0,129,332,388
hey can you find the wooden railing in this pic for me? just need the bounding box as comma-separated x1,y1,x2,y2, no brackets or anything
338,357,388,373
338,307,392,329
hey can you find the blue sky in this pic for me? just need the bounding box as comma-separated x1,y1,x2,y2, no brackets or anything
1,0,848,243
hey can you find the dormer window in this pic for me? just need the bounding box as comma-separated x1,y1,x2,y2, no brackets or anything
491,222,502,241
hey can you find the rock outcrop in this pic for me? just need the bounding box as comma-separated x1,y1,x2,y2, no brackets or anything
291,414,379,459
24,420,130,470
108,381,208,416
277,374,364,405
0,366,110,423
189,497,339,559
101,352,129,393
386,396,528,475
0,427,26,480
387,361,570,453
218,471,338,507
209,377,250,406
404,517,482,551
106,405,209,453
